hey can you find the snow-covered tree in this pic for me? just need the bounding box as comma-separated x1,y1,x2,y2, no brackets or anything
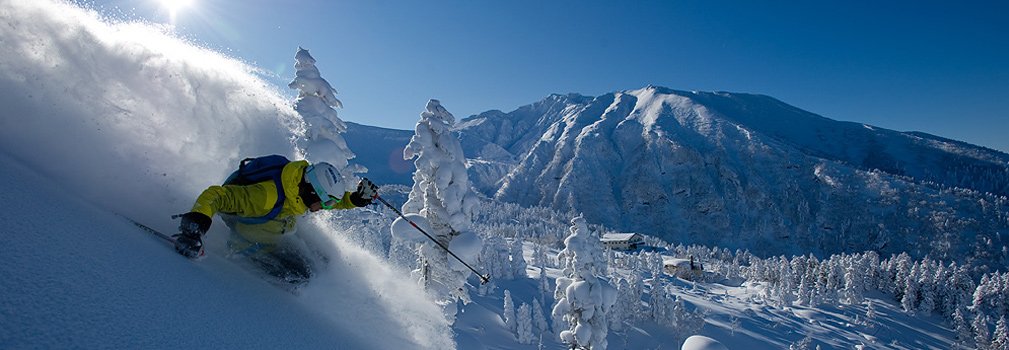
537,264,551,302
533,243,551,268
992,316,1009,350
646,252,664,281
480,235,513,281
916,259,938,315
947,264,976,320
973,275,991,312
609,278,633,331
864,300,877,328
532,298,550,335
799,255,820,306
650,283,675,326
402,99,479,232
551,216,617,349
793,255,811,305
902,263,920,314
893,252,913,298
509,238,528,278
396,99,482,319
503,289,517,333
789,336,813,350
974,313,992,350
842,260,864,305
776,256,796,306
952,307,972,348
288,48,361,181
517,302,535,344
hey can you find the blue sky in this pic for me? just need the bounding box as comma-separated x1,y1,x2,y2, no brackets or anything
86,0,1008,152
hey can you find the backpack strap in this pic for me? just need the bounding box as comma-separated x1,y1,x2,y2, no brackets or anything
234,171,286,225
222,155,290,225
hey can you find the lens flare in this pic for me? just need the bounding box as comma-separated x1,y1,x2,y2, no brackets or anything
158,0,194,23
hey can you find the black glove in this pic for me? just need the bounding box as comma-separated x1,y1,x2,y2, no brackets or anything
349,178,378,207
173,212,211,258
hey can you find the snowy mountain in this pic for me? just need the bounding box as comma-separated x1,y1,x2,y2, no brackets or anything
455,87,1009,269
341,86,1008,271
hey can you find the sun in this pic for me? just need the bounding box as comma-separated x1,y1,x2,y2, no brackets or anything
158,0,195,23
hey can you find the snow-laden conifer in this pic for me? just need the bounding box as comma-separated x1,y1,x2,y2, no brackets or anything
974,313,992,350
510,238,528,278
532,298,550,335
952,307,972,348
609,278,631,331
537,264,551,301
551,216,617,349
396,99,482,321
517,302,535,344
503,289,517,333
288,48,361,181
902,263,920,314
842,263,863,305
864,300,877,328
947,263,976,320
650,283,674,326
480,235,512,281
992,316,1009,350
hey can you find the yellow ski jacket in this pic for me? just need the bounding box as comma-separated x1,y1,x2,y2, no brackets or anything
189,160,356,244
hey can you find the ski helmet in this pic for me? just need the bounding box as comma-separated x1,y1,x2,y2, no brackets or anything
304,162,344,209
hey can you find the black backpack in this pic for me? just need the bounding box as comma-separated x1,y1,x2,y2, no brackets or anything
223,155,291,224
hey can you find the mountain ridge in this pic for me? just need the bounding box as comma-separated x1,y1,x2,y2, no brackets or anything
452,86,1008,269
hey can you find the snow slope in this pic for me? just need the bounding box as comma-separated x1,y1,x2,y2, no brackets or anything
0,1,451,348
0,154,373,348
446,237,962,350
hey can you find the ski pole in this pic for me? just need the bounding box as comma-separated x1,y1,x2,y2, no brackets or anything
123,215,176,243
374,195,491,285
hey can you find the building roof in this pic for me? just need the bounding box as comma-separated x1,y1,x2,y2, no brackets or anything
600,233,641,242
662,257,692,267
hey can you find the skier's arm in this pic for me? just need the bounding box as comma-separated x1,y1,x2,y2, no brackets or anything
190,183,271,218
173,184,269,258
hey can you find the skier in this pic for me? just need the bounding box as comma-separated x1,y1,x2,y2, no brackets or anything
173,158,378,285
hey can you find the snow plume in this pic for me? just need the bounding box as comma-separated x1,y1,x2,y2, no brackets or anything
297,218,455,349
0,0,300,231
289,47,362,187
397,99,482,321
0,1,454,348
552,216,617,349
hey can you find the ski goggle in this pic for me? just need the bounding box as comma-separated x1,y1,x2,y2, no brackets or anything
320,197,340,210
304,165,341,210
